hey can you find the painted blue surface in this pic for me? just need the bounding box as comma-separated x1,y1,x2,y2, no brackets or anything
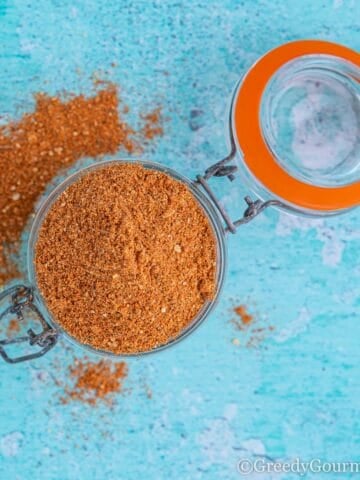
0,1,359,479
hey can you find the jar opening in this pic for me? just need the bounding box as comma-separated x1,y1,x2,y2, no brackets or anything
261,54,360,188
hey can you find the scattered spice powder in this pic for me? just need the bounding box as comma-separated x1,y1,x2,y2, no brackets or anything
6,318,20,337
234,305,254,326
232,304,274,348
35,163,217,354
62,359,128,406
141,108,164,140
0,85,163,284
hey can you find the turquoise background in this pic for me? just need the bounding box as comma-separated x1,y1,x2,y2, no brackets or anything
0,1,359,479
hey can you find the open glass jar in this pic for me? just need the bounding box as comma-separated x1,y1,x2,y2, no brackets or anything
1,39,359,363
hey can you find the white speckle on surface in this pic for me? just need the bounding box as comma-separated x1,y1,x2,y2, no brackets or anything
70,7,79,17
275,307,311,343
315,410,336,424
0,432,23,457
19,38,37,53
223,403,237,421
30,368,51,394
333,0,343,8
276,213,322,237
240,438,266,456
198,417,236,465
275,212,354,266
181,389,203,415
316,225,345,267
41,447,51,456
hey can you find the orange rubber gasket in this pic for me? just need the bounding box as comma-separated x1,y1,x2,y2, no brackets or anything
233,40,360,211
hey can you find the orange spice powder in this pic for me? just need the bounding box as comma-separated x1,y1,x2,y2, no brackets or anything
0,85,163,284
141,108,164,140
232,304,275,348
35,163,217,354
234,305,254,326
6,318,20,337
62,359,128,406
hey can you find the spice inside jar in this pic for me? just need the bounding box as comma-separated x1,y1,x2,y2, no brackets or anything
34,163,218,354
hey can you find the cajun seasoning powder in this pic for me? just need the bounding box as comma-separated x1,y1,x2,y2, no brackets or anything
62,359,128,406
233,305,253,326
0,84,163,284
35,163,217,354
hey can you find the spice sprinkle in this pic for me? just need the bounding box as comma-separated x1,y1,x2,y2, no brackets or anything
0,84,163,284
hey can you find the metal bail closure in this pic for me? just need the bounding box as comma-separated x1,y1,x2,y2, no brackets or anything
0,285,58,363
196,99,299,232
233,40,360,213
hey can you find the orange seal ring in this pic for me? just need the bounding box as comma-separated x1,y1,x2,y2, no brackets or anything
233,40,360,212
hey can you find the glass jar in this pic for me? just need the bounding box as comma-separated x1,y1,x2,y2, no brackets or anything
230,39,360,217
0,40,359,363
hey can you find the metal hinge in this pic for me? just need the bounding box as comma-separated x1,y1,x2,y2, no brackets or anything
196,143,297,233
0,285,58,364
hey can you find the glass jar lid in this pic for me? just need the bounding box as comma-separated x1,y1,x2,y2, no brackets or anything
233,40,360,213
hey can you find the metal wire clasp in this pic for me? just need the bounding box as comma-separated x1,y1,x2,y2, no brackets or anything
0,284,58,364
196,144,278,233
